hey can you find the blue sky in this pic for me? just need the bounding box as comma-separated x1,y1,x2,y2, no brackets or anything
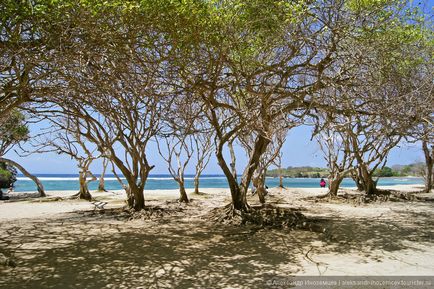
5,124,424,175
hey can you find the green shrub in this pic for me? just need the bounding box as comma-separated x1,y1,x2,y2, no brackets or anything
0,163,16,189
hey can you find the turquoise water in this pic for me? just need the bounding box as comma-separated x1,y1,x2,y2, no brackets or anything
9,174,424,192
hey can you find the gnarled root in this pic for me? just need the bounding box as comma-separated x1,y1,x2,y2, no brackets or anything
208,204,328,233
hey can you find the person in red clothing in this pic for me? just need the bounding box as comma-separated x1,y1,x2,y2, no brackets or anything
320,178,326,188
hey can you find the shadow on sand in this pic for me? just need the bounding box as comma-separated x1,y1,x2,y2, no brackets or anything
0,201,433,289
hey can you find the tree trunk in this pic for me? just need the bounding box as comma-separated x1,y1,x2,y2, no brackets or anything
364,177,377,195
125,186,134,208
98,158,108,192
359,164,377,195
352,168,365,191
252,168,269,204
239,135,271,201
215,146,248,211
78,170,92,201
422,141,433,193
256,175,268,204
193,174,200,194
109,154,152,211
279,170,284,188
328,176,343,196
179,182,189,203
130,182,145,211
0,157,46,197
228,140,237,179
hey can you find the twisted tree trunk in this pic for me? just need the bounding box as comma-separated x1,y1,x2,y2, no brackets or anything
252,173,267,204
78,170,93,201
357,164,377,195
422,141,433,193
352,167,365,191
215,146,248,211
0,157,45,197
328,176,343,196
239,135,271,204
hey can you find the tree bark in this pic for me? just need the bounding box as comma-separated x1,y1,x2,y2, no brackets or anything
78,170,92,201
109,153,151,211
193,174,200,194
359,164,377,195
352,168,365,191
0,157,46,197
253,173,267,204
228,140,237,179
279,169,284,188
129,182,145,211
215,145,248,211
98,158,108,192
328,176,343,196
179,182,189,203
125,186,134,208
422,141,433,193
239,135,271,200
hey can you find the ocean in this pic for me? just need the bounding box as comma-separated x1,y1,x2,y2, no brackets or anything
9,174,424,192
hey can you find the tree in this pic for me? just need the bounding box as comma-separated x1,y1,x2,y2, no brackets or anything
349,114,401,195
275,151,285,188
0,0,64,122
98,157,109,192
239,118,291,203
172,0,357,211
402,63,434,193
314,0,431,195
157,135,193,203
158,87,213,200
44,1,174,210
0,110,45,196
29,115,101,200
315,113,355,196
192,128,214,195
421,140,434,193
374,166,394,177
0,162,16,191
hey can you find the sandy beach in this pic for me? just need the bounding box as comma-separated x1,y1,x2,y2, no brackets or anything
0,184,433,288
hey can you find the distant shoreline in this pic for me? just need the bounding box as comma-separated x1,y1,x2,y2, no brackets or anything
16,174,423,178
7,174,425,193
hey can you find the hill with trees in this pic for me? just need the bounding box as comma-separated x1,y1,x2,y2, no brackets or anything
268,163,426,178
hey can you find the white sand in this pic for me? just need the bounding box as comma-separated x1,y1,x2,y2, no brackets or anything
1,184,433,277
299,244,434,276
0,188,229,221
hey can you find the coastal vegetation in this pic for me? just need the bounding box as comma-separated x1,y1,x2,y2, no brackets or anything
267,166,329,179
0,0,432,208
0,163,16,190
267,163,428,178
0,110,45,196
0,1,433,286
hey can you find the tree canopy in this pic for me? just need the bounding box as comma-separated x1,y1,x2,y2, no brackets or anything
1,0,432,208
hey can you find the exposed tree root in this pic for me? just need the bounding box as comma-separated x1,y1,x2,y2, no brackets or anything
305,192,357,203
127,206,185,220
208,203,244,224
76,205,186,221
207,203,328,233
